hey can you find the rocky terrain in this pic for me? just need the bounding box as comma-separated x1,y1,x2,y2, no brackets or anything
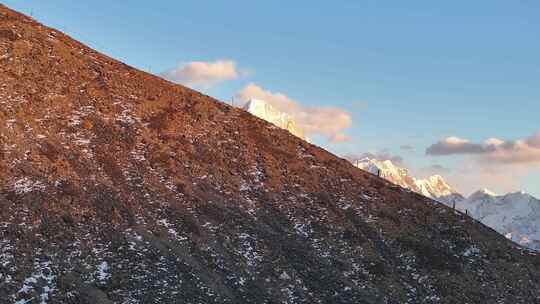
1,4,540,304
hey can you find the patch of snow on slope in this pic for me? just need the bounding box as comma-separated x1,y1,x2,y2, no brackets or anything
11,178,46,194
14,254,56,304
97,261,111,284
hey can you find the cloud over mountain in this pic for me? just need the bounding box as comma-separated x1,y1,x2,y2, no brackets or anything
425,136,496,155
426,132,540,165
236,83,353,143
161,59,240,87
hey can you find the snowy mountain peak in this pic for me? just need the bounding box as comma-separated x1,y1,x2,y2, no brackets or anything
480,188,497,196
243,99,306,140
355,158,458,200
427,175,445,183
469,188,497,200
425,175,453,191
456,189,540,251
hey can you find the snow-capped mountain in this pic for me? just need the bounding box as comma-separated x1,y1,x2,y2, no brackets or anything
355,158,540,251
415,175,460,201
455,190,540,251
355,158,461,201
243,99,306,140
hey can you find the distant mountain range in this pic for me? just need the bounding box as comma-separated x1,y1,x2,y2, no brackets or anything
457,189,540,251
355,158,540,251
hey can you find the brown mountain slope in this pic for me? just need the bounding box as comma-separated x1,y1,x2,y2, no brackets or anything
0,5,539,304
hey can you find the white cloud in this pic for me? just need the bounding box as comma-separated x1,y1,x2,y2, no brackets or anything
427,132,540,165
161,59,240,87
423,133,540,195
445,136,469,145
484,137,504,146
426,136,497,156
236,83,353,142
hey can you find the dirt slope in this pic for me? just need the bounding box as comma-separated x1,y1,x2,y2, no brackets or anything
0,5,539,304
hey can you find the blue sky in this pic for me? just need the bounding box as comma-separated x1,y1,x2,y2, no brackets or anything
4,0,539,196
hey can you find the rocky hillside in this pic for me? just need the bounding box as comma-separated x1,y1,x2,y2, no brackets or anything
1,5,540,304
